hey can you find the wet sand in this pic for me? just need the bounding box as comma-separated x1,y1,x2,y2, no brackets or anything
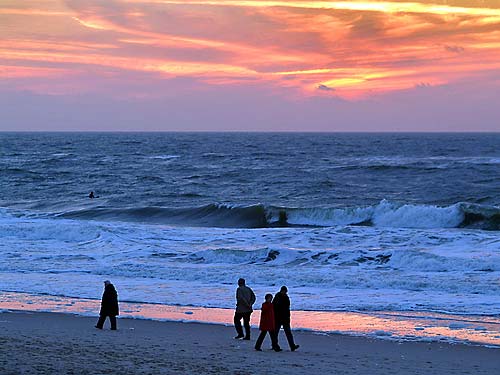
2,292,500,346
0,311,499,375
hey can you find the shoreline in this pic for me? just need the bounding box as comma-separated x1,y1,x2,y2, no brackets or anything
1,310,499,375
1,291,500,348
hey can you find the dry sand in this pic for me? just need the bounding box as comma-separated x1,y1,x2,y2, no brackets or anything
0,311,498,375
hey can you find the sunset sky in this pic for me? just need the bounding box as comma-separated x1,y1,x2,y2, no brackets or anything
1,0,499,131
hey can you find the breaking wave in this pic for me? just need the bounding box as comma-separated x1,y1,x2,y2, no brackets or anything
59,204,268,228
54,200,500,230
270,201,500,230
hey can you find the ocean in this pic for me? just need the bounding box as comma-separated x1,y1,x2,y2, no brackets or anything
1,132,499,320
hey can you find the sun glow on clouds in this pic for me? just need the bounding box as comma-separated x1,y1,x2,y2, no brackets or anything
0,0,499,99
72,16,110,30
134,0,500,17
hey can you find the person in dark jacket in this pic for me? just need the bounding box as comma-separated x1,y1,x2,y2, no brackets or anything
273,285,299,351
255,294,281,352
95,280,119,330
234,278,256,340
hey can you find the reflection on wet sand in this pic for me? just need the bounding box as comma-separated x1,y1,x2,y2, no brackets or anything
1,292,499,347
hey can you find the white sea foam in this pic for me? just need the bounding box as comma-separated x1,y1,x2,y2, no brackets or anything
276,200,469,229
147,155,180,160
0,211,499,315
372,200,464,228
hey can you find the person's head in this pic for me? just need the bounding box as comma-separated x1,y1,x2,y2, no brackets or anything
265,293,273,303
104,280,111,286
238,278,245,286
280,285,288,294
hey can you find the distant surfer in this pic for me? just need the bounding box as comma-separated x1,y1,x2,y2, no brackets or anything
89,191,95,199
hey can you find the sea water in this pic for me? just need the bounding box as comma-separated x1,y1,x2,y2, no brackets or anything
0,133,499,327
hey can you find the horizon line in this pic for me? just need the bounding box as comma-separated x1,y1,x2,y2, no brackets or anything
1,130,499,134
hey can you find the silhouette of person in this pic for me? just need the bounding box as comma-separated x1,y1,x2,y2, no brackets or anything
95,280,119,330
234,278,256,340
273,286,299,351
255,293,281,352
89,191,95,199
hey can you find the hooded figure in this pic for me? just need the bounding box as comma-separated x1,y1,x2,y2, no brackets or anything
95,280,119,330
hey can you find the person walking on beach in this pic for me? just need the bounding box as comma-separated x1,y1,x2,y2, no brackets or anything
273,286,299,351
95,280,119,330
234,278,256,340
255,294,281,352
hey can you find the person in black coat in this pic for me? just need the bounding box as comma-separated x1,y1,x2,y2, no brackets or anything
273,285,299,351
95,280,119,330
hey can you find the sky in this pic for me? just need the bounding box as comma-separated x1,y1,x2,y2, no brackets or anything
1,0,499,131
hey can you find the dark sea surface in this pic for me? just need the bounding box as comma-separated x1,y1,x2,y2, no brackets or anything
1,132,499,228
0,132,499,316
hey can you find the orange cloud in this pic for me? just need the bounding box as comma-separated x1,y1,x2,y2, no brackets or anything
0,0,499,99
126,0,500,16
0,65,68,79
0,9,70,16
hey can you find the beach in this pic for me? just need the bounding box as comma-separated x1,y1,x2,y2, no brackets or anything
1,311,499,375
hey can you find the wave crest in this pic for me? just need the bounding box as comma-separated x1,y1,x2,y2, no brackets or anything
48,201,500,230
268,201,498,230
60,204,268,228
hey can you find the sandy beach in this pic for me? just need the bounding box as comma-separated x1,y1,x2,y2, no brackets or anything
0,311,499,375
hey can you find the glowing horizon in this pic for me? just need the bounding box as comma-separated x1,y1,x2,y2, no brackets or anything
1,0,499,130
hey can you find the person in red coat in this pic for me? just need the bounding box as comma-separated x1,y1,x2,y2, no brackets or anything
255,294,281,351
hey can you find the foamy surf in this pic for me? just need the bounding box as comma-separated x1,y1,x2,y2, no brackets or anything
9,200,498,230
0,212,499,315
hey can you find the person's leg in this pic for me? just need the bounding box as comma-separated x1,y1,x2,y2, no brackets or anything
274,321,282,349
254,330,267,350
243,312,251,339
234,312,244,338
270,329,280,351
95,315,106,329
283,321,299,350
109,315,117,330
